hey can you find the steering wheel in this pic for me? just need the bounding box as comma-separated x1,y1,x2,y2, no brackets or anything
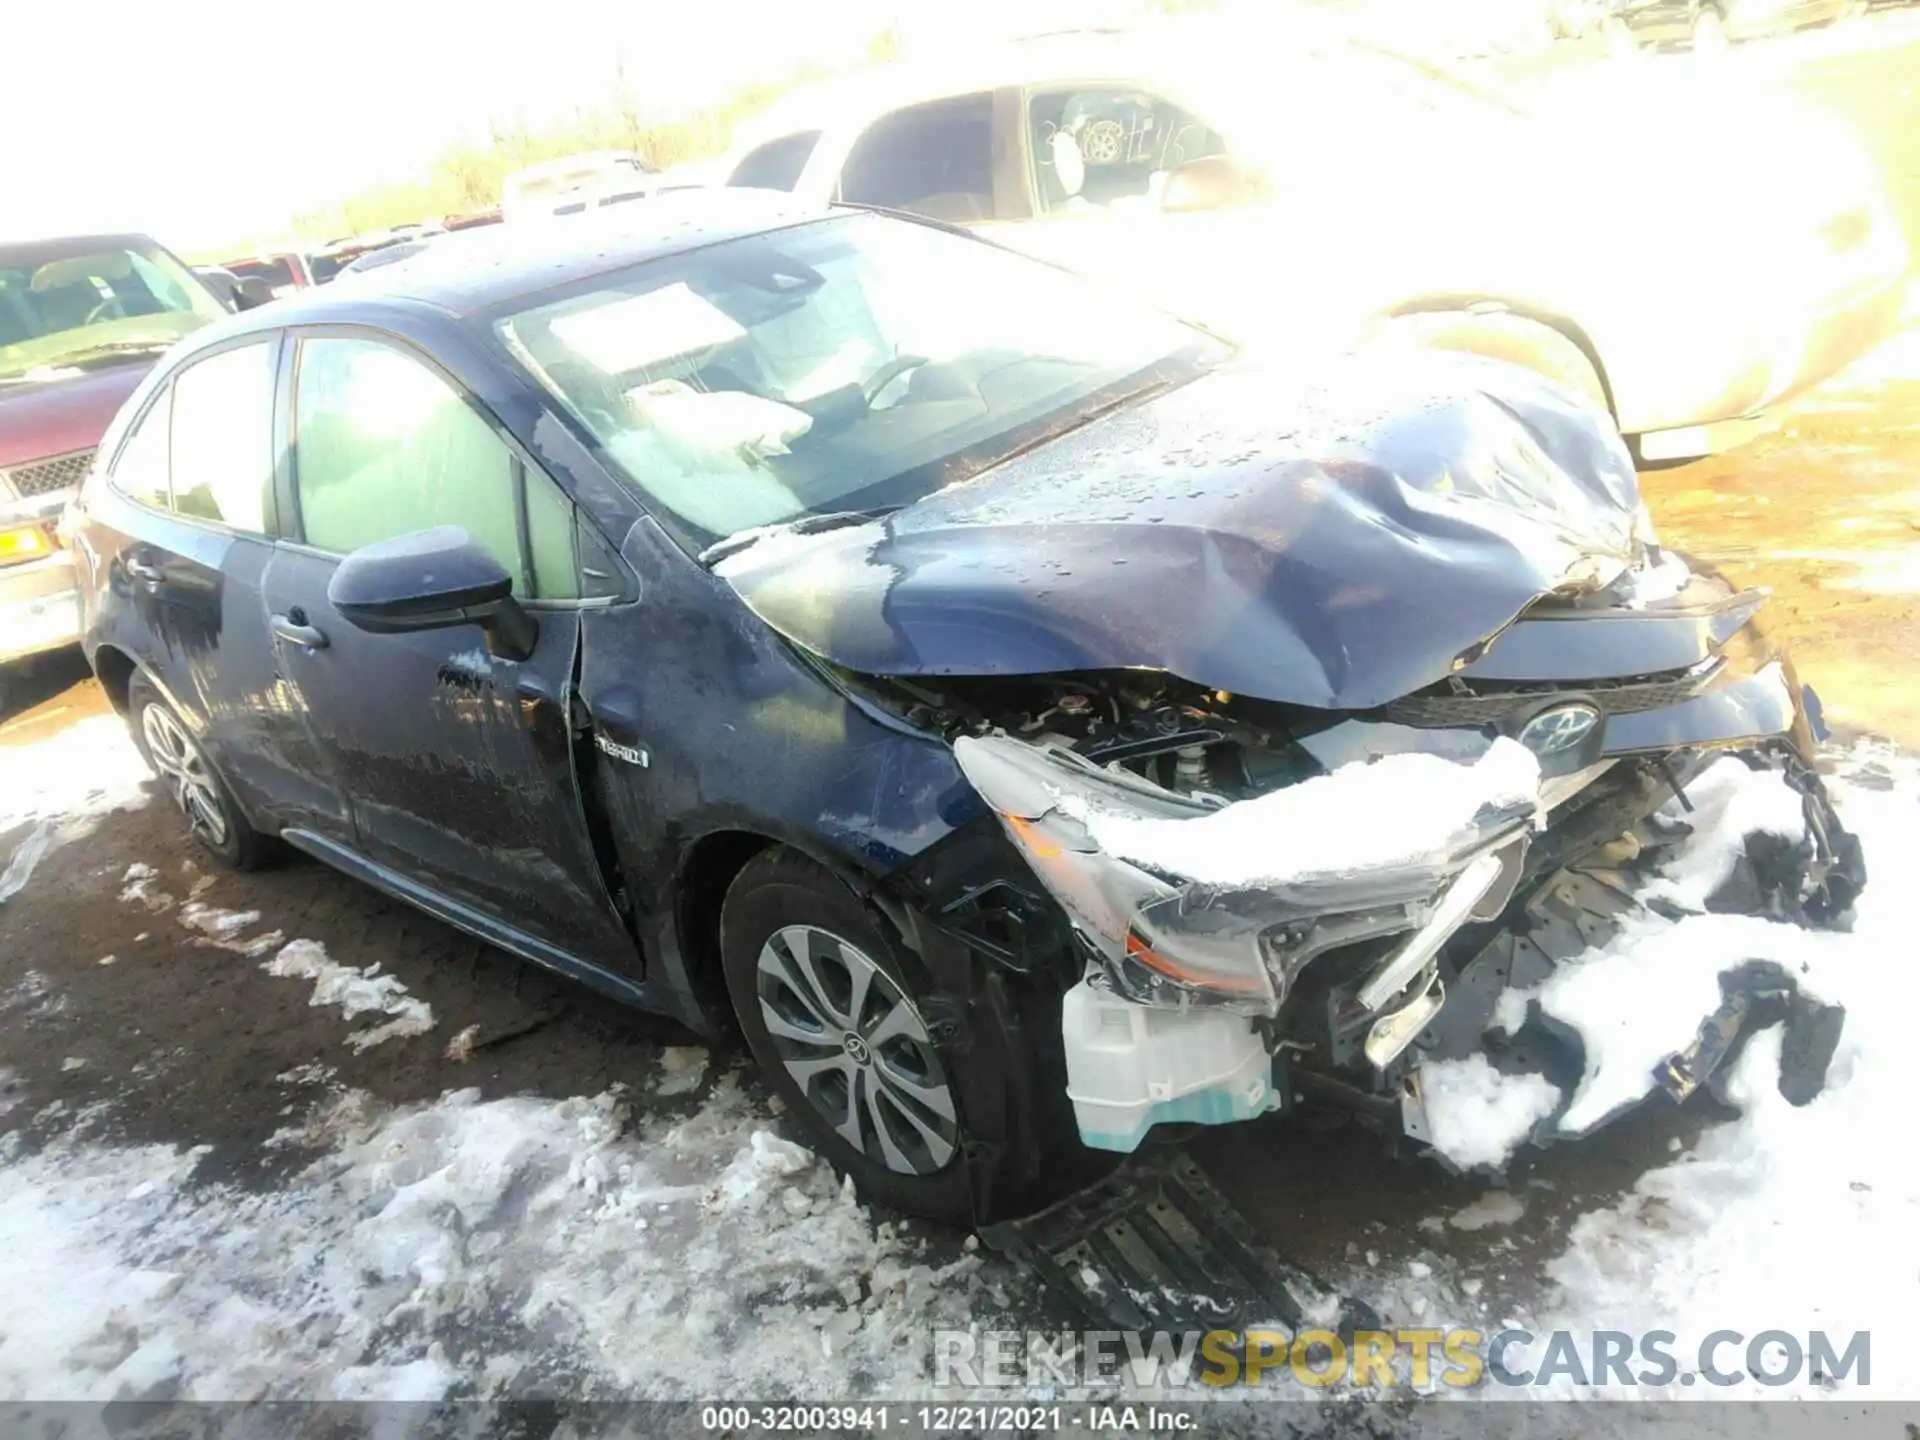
860,354,929,406
84,298,125,326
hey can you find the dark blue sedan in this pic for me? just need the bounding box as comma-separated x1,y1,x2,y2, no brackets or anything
67,191,1860,1223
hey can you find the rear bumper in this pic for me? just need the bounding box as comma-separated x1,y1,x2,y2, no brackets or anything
0,553,83,666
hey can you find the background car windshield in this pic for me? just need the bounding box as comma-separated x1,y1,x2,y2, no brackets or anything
0,244,227,382
495,214,1209,542
229,255,297,289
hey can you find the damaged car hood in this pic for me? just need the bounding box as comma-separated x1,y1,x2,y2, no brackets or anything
716,353,1646,710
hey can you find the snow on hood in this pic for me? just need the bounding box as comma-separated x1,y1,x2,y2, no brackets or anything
719,350,1644,710
1063,737,1540,888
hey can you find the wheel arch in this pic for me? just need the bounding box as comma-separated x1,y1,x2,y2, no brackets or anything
664,824,912,1022
90,643,137,715
1381,298,1618,419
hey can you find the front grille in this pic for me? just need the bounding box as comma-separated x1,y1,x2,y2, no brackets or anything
1386,661,1723,728
2,448,95,499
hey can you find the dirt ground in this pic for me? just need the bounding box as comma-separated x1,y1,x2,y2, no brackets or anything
2,12,1918,1357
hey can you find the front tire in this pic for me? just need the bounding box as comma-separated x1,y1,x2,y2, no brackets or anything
127,672,270,870
720,847,1022,1223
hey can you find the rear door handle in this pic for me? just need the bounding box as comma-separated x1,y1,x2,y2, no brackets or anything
270,613,329,650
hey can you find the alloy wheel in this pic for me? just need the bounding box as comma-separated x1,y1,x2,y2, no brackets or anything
141,703,230,847
754,923,959,1176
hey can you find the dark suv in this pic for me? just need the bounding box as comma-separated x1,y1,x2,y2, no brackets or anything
1,234,231,704
69,196,1859,1222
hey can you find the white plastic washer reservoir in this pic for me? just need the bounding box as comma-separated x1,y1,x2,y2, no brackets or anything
1060,980,1278,1152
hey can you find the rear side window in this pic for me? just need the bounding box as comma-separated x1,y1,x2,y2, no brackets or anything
838,94,996,222
727,131,821,191
108,388,173,511
291,336,583,600
170,342,275,532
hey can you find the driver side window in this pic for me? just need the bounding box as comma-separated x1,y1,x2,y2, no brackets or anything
1026,87,1224,215
291,336,584,600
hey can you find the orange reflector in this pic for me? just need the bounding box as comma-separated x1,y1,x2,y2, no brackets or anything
1125,928,1266,994
1005,813,1062,860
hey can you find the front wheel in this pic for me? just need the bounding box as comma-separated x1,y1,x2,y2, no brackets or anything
127,672,271,870
721,846,1058,1223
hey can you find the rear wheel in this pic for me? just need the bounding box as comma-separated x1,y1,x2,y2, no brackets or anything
127,672,270,870
720,846,1056,1223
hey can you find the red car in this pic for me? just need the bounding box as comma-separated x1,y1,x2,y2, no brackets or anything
0,234,233,704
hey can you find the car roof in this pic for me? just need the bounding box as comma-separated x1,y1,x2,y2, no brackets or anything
730,21,1326,150
229,189,833,327
0,233,166,264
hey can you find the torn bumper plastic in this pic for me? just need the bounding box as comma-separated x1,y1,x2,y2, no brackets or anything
953,734,1538,1151
954,735,1533,1020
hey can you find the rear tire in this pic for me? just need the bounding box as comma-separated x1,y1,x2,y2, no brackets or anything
720,846,1056,1224
127,672,271,871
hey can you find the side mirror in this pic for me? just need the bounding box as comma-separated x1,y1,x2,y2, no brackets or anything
231,276,277,311
327,525,539,661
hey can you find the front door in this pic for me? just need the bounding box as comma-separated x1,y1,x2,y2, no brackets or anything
263,330,637,973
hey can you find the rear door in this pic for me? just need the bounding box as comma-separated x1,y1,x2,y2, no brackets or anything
96,336,350,837
261,329,637,972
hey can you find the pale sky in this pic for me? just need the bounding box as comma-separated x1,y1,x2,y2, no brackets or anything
1,0,911,251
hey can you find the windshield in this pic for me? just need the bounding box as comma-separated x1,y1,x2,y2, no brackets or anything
0,243,227,383
229,255,298,289
494,214,1217,545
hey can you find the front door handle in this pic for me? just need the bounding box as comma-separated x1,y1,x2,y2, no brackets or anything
124,557,164,585
270,613,329,650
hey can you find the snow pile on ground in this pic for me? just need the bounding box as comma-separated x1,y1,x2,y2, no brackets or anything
1539,911,1829,1135
1071,738,1541,887
1416,1054,1560,1170
1639,757,1809,913
1397,744,1920,1397
0,715,151,905
0,1073,989,1400
1418,757,1832,1164
0,823,55,906
263,939,436,1052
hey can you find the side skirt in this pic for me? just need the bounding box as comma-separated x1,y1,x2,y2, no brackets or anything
279,827,698,1025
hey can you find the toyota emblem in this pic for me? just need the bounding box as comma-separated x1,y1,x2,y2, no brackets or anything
1517,702,1602,757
